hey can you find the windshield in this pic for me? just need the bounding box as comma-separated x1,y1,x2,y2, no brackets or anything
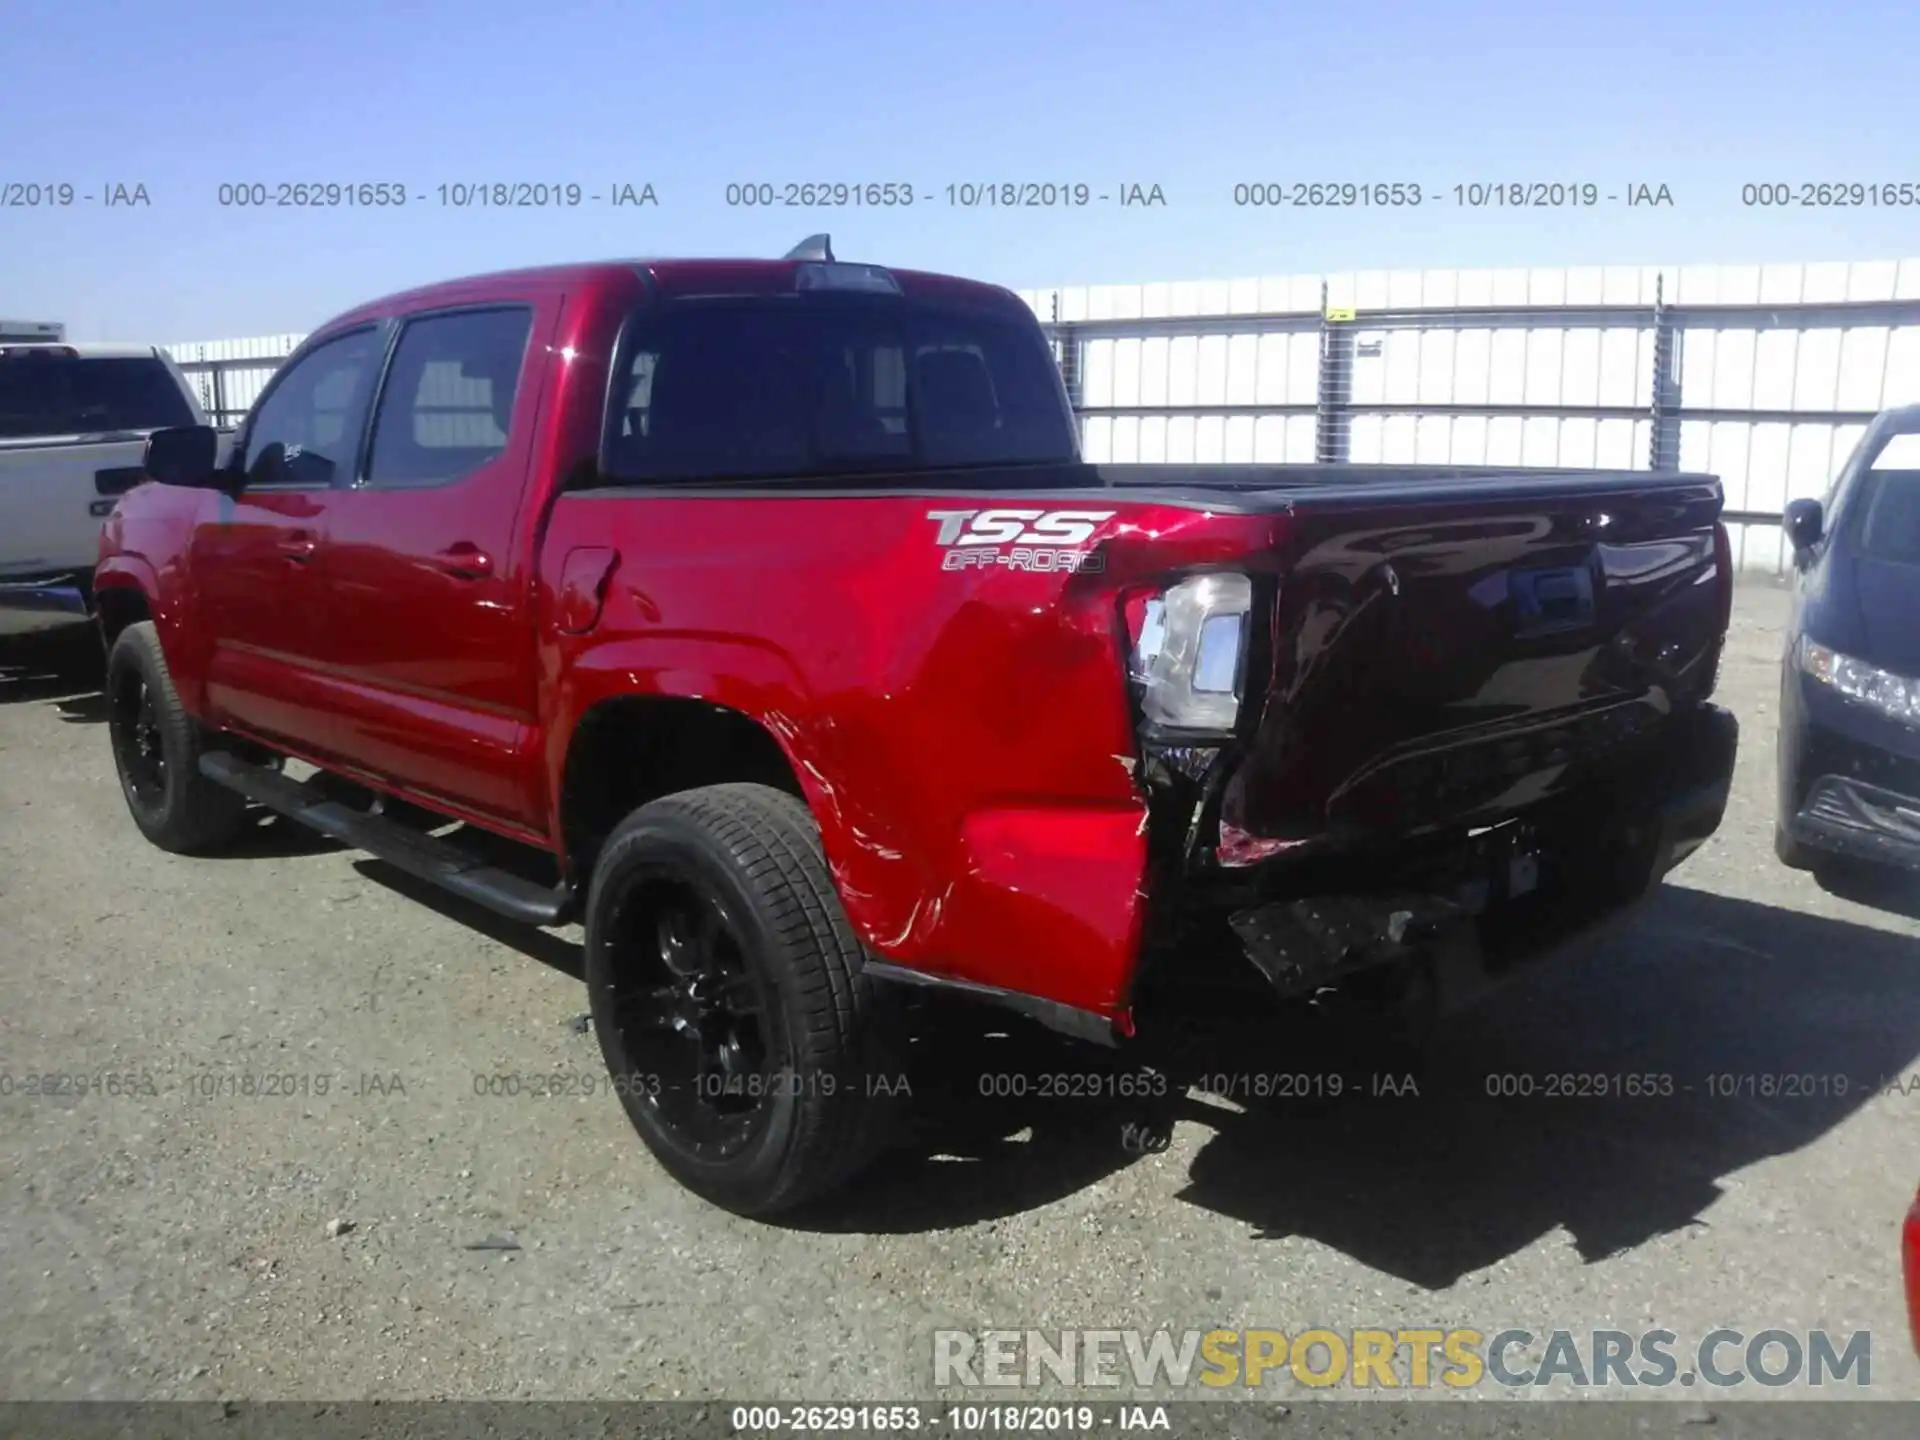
0,352,197,439
603,297,1079,483
1856,428,1920,565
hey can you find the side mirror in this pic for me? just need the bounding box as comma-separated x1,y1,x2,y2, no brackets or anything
1784,498,1825,551
143,425,221,488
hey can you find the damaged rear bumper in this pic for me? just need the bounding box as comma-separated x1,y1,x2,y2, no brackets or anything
1146,703,1738,1010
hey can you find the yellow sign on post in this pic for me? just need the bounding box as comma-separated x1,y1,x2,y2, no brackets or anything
1324,306,1357,322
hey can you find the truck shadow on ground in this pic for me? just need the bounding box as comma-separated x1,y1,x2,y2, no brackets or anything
796,883,1920,1287
1814,859,1920,923
349,821,584,981
0,632,105,717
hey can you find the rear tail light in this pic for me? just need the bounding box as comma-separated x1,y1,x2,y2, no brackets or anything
1124,573,1253,734
1121,572,1279,866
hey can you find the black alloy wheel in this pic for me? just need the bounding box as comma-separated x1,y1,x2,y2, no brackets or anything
110,665,168,811
582,783,902,1215
103,621,250,853
599,871,775,1160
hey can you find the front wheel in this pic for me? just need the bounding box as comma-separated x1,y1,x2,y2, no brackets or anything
106,621,250,854
583,783,900,1216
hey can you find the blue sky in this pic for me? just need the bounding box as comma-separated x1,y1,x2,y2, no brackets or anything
5,0,1918,341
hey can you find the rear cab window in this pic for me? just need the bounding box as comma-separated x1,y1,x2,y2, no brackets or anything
0,350,196,441
601,292,1079,484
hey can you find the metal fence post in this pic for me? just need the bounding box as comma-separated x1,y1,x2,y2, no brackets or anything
1649,274,1682,471
1052,292,1082,414
1316,280,1355,464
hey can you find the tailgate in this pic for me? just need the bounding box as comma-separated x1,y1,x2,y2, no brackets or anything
1223,473,1729,846
0,438,149,577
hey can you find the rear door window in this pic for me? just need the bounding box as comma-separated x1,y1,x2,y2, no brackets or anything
605,298,1078,483
365,307,534,488
0,353,196,439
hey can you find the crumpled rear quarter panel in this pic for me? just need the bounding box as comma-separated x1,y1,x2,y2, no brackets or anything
543,492,1280,1021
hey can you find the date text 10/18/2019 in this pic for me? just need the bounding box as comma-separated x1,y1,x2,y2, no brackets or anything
730,1404,1171,1433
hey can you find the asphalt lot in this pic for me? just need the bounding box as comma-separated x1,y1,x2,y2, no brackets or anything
1,581,1917,1405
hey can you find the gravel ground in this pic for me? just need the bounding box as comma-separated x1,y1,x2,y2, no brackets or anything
1,581,1917,1406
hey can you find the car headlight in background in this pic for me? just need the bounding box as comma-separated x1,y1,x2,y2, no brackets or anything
1800,639,1920,726
1126,573,1253,733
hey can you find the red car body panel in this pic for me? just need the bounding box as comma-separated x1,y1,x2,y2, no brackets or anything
1904,1183,1920,1356
535,491,1285,1018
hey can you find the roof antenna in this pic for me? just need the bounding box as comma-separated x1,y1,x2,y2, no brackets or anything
783,233,834,262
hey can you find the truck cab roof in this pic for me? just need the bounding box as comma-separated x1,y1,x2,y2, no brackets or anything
320,255,1031,333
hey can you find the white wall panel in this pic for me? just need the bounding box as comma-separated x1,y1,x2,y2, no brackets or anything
1487,330,1528,404
1560,330,1601,406
1885,328,1920,403
1519,416,1560,465
1523,330,1564,404
1449,416,1489,464
1792,330,1844,410
1417,330,1456,404
1559,417,1598,468
1414,414,1452,462
1453,331,1492,404
1750,330,1799,409
1224,334,1258,406
1836,328,1889,410
1598,329,1641,407
170,256,1920,575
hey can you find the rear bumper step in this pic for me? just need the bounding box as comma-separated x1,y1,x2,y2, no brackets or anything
198,752,575,926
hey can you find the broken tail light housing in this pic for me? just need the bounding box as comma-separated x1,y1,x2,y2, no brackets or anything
1121,572,1282,867
1123,572,1253,736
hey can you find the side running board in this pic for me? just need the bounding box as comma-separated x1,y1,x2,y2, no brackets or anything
199,752,576,927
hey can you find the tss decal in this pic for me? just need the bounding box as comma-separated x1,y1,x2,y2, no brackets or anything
926,509,1114,573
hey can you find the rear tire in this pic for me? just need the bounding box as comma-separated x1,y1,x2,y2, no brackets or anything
583,782,900,1216
105,621,250,854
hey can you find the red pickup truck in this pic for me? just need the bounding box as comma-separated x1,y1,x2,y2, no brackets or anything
96,237,1738,1214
